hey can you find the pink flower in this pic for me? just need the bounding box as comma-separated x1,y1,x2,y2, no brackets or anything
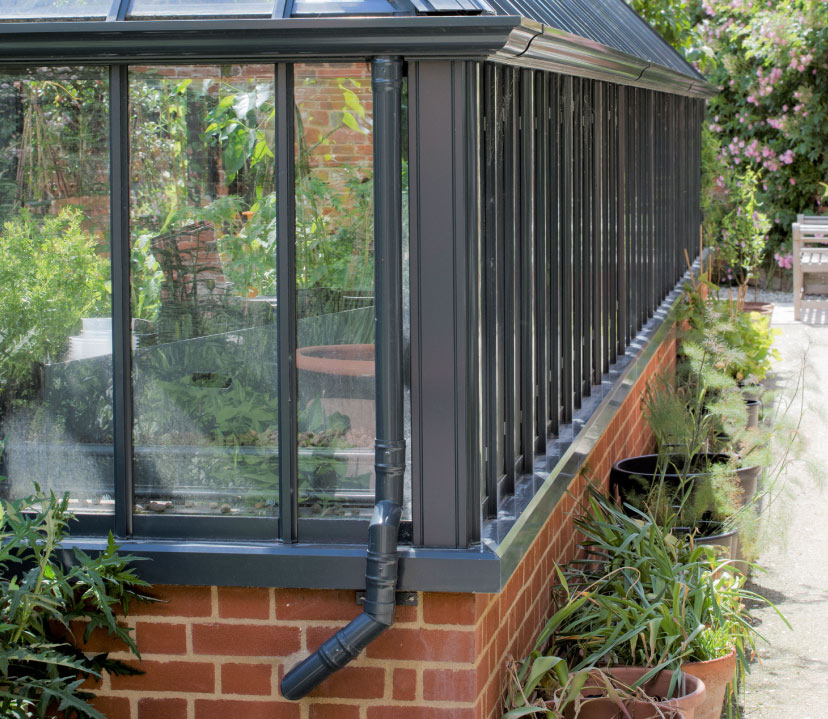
790,178,796,185
775,252,793,269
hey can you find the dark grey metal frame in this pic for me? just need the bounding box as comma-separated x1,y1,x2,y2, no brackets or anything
478,65,704,524
4,13,706,590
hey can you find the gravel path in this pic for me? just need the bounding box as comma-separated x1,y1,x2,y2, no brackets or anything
740,297,828,718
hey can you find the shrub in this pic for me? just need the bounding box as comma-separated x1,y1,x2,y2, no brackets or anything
0,208,107,409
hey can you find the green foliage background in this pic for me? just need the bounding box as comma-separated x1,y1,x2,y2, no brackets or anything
629,0,828,276
0,208,107,410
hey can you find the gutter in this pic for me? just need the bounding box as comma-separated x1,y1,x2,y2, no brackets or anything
280,55,405,701
492,22,718,99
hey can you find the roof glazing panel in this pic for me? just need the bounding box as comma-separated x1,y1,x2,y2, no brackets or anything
291,0,398,16
0,0,111,19
127,0,274,17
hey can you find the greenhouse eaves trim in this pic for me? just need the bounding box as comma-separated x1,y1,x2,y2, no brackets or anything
0,16,715,98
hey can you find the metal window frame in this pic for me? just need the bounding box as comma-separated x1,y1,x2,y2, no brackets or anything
3,30,707,589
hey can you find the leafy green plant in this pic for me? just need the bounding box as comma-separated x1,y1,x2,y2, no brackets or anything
0,488,153,718
294,117,374,306
0,208,107,411
297,398,352,503
130,233,164,323
720,305,780,384
526,490,787,708
710,170,772,296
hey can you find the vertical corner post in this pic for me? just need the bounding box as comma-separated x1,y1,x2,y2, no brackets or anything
109,64,132,538
276,63,298,543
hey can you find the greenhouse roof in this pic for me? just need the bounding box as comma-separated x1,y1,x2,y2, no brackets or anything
0,0,712,97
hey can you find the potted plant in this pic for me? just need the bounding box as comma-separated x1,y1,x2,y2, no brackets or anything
503,653,705,719
612,339,754,551
535,489,787,719
710,168,771,309
612,283,786,553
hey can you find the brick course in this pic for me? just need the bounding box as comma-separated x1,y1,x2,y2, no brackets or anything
87,331,674,719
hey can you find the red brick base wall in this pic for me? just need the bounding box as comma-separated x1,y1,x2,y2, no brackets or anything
88,331,675,719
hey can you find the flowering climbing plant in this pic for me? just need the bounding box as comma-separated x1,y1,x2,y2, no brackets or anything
630,0,828,279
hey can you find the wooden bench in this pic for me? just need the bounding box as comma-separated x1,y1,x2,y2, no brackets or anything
793,214,828,320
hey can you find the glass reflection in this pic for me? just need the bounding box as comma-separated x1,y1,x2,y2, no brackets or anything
0,67,112,512
0,0,110,20
128,0,273,18
129,65,278,521
294,62,376,519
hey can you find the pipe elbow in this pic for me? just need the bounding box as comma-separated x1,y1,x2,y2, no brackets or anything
280,612,388,700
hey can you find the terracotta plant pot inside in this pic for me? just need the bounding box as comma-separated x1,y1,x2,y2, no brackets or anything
295,343,375,377
682,650,737,719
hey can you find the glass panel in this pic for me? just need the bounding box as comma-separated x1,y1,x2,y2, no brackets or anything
291,0,397,16
129,65,278,522
128,0,273,17
295,62,375,519
0,67,112,512
0,0,110,20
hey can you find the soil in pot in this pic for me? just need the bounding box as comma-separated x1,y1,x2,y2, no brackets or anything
682,650,737,719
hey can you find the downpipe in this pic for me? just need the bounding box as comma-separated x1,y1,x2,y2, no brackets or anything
280,55,404,701
280,499,401,699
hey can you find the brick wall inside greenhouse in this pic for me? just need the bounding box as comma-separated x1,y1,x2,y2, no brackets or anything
83,329,676,719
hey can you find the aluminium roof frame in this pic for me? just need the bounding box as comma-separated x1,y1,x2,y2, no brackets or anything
0,14,715,99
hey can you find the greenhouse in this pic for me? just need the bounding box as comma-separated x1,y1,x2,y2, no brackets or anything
0,0,716,713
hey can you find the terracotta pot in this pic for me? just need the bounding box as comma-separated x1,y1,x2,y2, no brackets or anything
296,343,374,378
608,668,705,719
741,300,773,317
682,650,737,719
566,667,705,719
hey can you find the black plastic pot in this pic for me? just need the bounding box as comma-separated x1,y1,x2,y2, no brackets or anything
676,521,739,557
611,453,757,556
611,453,758,492
737,464,760,505
611,453,733,486
738,382,761,403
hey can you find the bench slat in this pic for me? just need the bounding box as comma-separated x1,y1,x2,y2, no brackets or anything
792,216,828,319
